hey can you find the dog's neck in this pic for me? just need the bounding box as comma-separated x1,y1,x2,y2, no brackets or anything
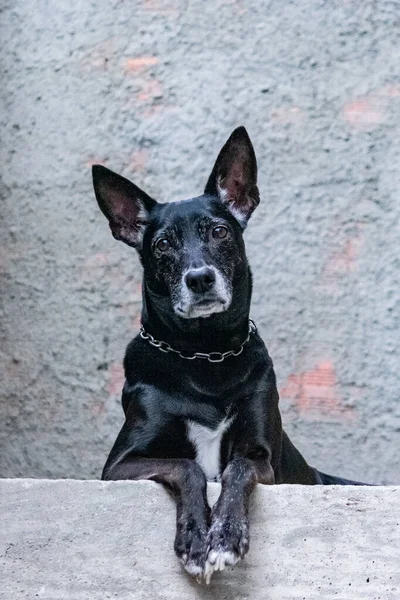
140,269,253,354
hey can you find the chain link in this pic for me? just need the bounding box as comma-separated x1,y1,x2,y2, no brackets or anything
139,320,257,363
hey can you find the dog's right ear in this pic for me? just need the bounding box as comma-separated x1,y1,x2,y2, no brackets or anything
92,165,157,247
204,126,259,227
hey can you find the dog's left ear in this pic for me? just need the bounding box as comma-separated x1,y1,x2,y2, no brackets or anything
204,126,259,226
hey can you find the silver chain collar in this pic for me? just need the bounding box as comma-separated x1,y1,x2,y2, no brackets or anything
139,319,257,363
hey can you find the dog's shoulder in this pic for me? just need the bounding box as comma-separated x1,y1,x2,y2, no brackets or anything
123,333,156,378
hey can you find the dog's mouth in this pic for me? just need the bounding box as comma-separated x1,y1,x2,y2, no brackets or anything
174,297,230,319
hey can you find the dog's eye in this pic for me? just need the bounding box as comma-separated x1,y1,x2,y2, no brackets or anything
212,225,228,239
156,238,170,252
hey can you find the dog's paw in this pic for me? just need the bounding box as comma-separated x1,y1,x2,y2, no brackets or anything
204,513,249,584
174,516,208,580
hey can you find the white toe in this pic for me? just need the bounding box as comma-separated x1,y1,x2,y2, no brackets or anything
204,549,240,582
184,561,203,577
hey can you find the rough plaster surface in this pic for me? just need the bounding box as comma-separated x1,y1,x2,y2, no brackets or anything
0,1,399,482
1,480,399,599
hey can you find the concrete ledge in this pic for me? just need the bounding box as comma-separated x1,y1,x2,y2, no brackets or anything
1,480,399,599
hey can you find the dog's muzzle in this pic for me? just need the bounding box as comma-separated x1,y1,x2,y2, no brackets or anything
174,266,232,319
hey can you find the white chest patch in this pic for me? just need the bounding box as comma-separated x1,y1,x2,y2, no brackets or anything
186,417,234,482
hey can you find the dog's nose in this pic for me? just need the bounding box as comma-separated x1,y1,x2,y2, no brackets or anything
185,267,216,293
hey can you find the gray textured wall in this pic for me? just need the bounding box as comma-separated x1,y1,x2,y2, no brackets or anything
0,0,399,483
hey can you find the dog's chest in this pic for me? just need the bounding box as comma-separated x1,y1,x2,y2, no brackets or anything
186,417,233,482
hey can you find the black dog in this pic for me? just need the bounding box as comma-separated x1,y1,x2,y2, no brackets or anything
92,127,365,583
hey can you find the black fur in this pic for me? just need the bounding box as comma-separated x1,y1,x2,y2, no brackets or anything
92,127,367,583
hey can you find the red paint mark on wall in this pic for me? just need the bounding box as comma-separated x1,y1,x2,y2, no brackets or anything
381,84,400,98
319,227,365,292
271,106,305,125
131,313,142,330
85,157,106,168
324,234,363,277
142,104,170,119
343,97,386,128
341,82,400,129
130,149,149,173
144,0,179,13
124,57,159,72
91,401,106,417
281,360,355,420
85,253,110,269
80,252,111,283
230,0,247,14
107,363,125,397
343,84,400,130
136,80,163,102
122,76,168,119
80,253,123,291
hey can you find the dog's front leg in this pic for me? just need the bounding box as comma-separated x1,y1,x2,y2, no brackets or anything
204,456,274,583
104,457,211,578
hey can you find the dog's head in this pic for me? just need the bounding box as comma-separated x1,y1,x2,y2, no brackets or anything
92,127,259,320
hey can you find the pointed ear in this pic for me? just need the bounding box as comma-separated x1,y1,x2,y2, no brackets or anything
204,126,259,226
92,165,157,247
